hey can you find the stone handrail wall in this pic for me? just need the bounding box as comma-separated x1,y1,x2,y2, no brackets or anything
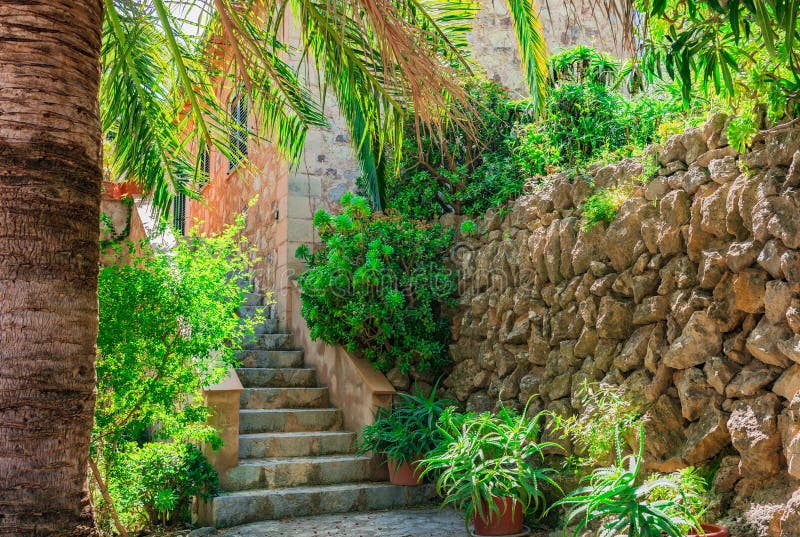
441,116,800,533
288,284,396,433
201,367,243,491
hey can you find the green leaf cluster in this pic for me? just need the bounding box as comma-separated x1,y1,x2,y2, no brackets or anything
96,215,262,447
377,78,531,219
358,387,454,465
642,0,800,117
552,382,644,470
581,185,634,230
645,466,713,530
420,403,563,529
296,193,456,373
380,52,689,220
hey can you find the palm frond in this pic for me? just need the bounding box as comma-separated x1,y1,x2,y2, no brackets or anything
102,0,194,216
506,0,549,111
103,0,484,213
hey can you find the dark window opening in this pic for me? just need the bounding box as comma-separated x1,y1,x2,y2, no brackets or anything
228,92,248,171
173,192,186,236
201,147,210,174
197,147,210,191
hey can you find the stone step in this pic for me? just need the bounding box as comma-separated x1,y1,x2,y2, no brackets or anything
236,368,317,388
248,319,279,336
239,408,343,434
237,305,266,318
236,350,304,368
203,482,435,527
242,333,293,350
238,431,357,459
242,292,263,306
224,455,374,491
240,387,330,410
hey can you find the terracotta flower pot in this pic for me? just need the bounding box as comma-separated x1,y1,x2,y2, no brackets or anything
386,457,423,486
102,180,141,200
686,523,729,537
473,496,524,536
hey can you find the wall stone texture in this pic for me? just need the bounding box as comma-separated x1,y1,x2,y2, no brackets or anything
469,0,630,97
434,118,800,535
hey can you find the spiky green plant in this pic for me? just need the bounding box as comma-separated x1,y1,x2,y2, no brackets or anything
358,385,455,468
420,402,562,530
550,427,701,537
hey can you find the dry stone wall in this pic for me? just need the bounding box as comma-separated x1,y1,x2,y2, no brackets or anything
440,117,800,533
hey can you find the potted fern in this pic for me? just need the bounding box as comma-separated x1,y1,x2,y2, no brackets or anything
550,428,728,537
358,387,451,486
420,403,561,536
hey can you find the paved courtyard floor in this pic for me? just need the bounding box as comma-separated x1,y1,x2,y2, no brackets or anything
211,508,559,537
215,508,468,537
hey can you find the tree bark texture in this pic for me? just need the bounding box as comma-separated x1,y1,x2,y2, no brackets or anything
0,1,103,535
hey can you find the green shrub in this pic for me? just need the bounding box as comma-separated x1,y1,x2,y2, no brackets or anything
105,442,218,528
94,214,262,532
552,382,643,472
378,78,529,220
645,466,712,530
551,428,701,537
296,193,456,373
96,214,262,447
378,52,689,221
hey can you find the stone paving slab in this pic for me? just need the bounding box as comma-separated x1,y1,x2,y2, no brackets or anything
214,508,469,537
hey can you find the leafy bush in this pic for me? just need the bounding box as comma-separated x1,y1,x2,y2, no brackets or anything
421,403,562,527
379,52,688,221
94,214,263,532
358,387,454,466
518,83,686,178
105,442,218,528
581,185,632,230
296,193,456,373
643,0,800,115
96,215,262,447
553,382,643,472
378,78,530,220
646,466,712,530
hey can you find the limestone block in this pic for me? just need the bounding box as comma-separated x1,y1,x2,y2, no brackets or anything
728,393,782,481
747,317,793,367
663,311,723,369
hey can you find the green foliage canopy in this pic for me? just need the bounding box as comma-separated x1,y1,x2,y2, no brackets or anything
642,0,800,115
381,52,688,220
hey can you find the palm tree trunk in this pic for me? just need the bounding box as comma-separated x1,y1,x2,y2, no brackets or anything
0,1,103,534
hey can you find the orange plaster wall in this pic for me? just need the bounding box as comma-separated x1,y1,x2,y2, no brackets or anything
186,78,290,298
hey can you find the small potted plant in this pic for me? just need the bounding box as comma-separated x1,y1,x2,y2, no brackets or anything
421,402,562,536
646,467,729,537
550,428,728,537
358,386,451,486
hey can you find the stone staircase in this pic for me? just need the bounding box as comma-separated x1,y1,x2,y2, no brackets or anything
202,290,431,527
